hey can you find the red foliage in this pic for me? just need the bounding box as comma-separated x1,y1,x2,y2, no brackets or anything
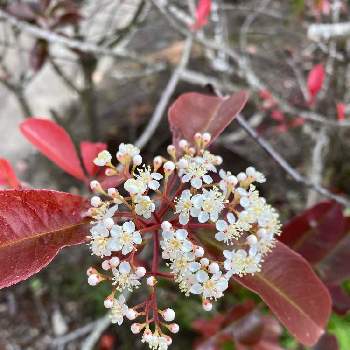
0,158,21,189
307,64,325,105
235,242,331,347
192,0,212,30
168,91,248,148
336,103,346,121
0,190,89,289
281,201,350,315
20,118,86,181
80,141,107,177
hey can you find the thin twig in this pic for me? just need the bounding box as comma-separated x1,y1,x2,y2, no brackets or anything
235,114,350,207
135,36,193,149
80,315,111,350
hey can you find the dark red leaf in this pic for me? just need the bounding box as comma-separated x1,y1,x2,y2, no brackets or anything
326,284,350,316
100,174,127,190
336,103,346,121
280,201,345,265
312,333,338,350
0,159,21,189
80,141,107,177
20,118,86,181
51,12,83,29
30,39,49,72
235,242,331,346
168,91,249,148
0,189,89,289
192,0,212,30
307,64,325,103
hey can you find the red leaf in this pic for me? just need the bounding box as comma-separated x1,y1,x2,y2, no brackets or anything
192,0,212,30
307,64,325,104
20,118,86,181
0,189,89,289
336,103,346,121
235,242,331,346
80,141,107,177
280,201,345,265
326,284,350,315
168,91,249,148
0,159,21,189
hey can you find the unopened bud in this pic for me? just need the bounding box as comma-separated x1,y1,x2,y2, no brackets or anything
153,156,163,171
90,180,102,192
163,161,175,175
104,295,114,308
209,262,220,274
88,274,101,286
161,221,172,232
237,172,247,182
164,335,173,345
162,308,175,322
168,323,179,334
126,308,137,320
195,246,204,257
131,323,143,334
104,217,114,230
90,196,101,208
202,132,211,145
146,276,157,287
178,139,188,150
105,168,116,176
86,267,97,276
133,154,142,166
202,299,213,311
102,260,111,271
167,145,176,158
107,188,117,197
135,266,146,278
109,257,120,268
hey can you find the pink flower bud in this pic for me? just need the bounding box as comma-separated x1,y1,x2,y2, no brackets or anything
131,323,143,334
104,296,114,308
101,260,111,271
178,139,188,149
202,299,212,311
86,267,97,276
202,132,211,145
168,323,179,334
90,196,101,207
163,161,175,174
88,274,100,286
135,266,146,278
162,308,175,322
107,188,117,197
146,276,157,286
126,308,137,320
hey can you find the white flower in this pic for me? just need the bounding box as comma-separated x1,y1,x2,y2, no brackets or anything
174,189,196,225
109,221,142,255
142,329,171,350
215,213,241,244
219,169,238,195
246,166,266,183
223,249,261,277
134,195,155,219
161,228,193,261
117,143,140,164
110,294,129,325
177,155,214,189
124,178,147,195
94,150,112,166
135,166,163,191
89,223,112,257
190,270,228,299
112,261,141,292
191,188,225,223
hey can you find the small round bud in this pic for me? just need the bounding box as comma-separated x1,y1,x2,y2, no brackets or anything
162,308,175,322
146,276,157,287
247,234,258,245
246,166,256,177
202,132,211,145
163,161,175,174
86,267,97,276
131,323,143,334
104,217,114,230
194,132,202,142
178,139,188,149
90,196,101,208
202,299,213,311
109,257,120,268
143,328,153,340
94,150,112,166
135,266,146,278
194,246,204,257
107,188,117,197
126,308,137,320
188,147,196,155
88,274,100,286
227,175,238,186
105,168,116,176
164,335,172,345
215,156,223,165
104,296,114,309
237,172,247,182
133,154,142,166
200,258,209,267
168,323,180,334
167,145,176,157
209,262,220,274
102,260,111,271
90,180,101,191
161,221,172,232
153,156,163,171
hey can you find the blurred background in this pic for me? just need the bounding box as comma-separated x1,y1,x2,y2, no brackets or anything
0,0,349,349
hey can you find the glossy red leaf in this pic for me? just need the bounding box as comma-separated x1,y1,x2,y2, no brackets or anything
192,0,212,30
0,159,21,189
0,189,89,289
80,141,107,177
168,91,249,148
307,64,324,103
235,242,331,346
20,118,86,181
336,103,346,121
280,201,345,265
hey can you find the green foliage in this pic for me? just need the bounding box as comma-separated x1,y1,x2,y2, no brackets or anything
329,313,350,350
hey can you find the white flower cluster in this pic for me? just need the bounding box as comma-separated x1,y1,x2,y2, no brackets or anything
86,132,281,350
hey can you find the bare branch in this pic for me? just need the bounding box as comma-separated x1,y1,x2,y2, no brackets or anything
308,22,350,41
135,36,193,149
